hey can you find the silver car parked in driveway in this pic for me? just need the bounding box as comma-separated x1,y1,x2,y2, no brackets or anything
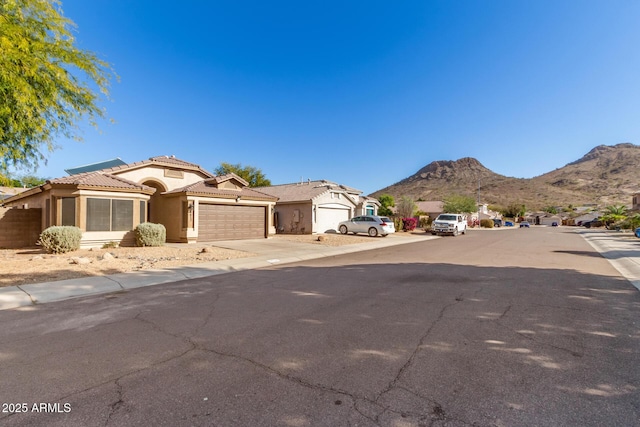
338,215,395,237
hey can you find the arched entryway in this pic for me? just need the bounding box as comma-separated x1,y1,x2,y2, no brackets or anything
142,180,167,223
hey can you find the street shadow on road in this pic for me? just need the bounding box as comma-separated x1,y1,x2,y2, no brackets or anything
554,249,640,260
1,261,640,427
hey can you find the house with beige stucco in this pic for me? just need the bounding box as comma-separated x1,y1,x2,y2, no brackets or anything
256,180,379,234
1,156,278,247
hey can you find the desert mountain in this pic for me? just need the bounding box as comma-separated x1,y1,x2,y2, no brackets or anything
370,143,640,209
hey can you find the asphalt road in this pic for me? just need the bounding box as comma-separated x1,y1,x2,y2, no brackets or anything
1,227,639,426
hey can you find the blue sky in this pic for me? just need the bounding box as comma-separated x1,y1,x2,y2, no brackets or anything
24,0,640,195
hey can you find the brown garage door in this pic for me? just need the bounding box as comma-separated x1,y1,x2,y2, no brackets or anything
198,204,266,241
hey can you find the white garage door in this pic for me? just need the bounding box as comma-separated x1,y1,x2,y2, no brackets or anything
316,207,350,233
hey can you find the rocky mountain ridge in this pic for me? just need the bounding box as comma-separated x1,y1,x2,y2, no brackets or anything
370,143,640,209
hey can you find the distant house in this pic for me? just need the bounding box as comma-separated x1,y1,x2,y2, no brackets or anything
573,211,601,226
257,180,379,234
415,201,444,220
0,186,28,201
633,193,640,211
2,156,278,247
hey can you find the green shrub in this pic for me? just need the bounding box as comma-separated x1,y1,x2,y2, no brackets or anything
135,222,166,247
102,241,119,249
480,219,494,228
38,226,82,254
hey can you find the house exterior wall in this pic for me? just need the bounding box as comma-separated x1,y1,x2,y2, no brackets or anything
274,202,313,234
270,191,357,234
0,207,42,248
539,215,562,226
113,166,207,191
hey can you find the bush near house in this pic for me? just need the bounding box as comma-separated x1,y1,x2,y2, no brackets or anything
39,226,82,254
480,219,494,228
135,223,166,247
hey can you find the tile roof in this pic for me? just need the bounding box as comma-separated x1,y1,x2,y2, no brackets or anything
256,180,362,203
0,186,28,196
94,155,215,178
211,173,249,187
416,201,444,213
165,180,277,201
49,172,156,192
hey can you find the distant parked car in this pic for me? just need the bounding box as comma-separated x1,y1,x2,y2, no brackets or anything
584,219,603,228
504,221,514,227
493,219,503,227
551,222,558,227
520,221,530,228
635,227,640,238
338,215,395,237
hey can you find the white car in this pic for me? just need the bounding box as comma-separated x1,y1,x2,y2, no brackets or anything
338,215,395,237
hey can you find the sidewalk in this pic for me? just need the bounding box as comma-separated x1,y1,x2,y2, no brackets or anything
577,229,640,291
0,233,433,311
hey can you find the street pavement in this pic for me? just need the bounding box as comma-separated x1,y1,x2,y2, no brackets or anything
1,228,639,311
0,233,433,310
0,226,638,426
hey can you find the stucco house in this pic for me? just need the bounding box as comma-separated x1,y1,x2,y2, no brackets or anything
2,156,278,247
415,201,444,220
0,186,28,200
256,180,379,234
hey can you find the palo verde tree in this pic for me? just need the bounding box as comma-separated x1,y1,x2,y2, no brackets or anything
0,0,115,172
396,196,417,218
442,194,477,214
214,162,271,187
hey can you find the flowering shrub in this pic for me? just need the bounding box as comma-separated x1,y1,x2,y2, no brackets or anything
402,217,417,231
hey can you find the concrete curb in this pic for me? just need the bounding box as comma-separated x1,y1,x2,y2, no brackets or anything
577,229,640,292
0,234,432,311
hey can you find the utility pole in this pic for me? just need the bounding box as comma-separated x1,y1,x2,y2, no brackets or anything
477,178,481,226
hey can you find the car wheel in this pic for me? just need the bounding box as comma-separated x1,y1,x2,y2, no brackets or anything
461,228,466,235
339,225,348,235
368,227,378,237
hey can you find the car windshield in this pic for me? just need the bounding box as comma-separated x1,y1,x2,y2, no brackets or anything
380,217,392,223
438,215,457,221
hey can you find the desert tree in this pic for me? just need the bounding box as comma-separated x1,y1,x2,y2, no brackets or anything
214,162,271,187
377,194,395,216
442,194,476,214
0,0,115,172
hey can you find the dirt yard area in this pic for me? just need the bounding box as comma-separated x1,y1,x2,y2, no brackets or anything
0,233,379,287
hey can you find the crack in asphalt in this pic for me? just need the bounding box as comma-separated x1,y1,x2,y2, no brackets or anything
366,293,467,424
104,379,124,427
9,290,470,426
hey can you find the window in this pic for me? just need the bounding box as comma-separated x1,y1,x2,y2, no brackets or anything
61,198,76,226
140,200,146,224
112,200,133,231
87,198,133,231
